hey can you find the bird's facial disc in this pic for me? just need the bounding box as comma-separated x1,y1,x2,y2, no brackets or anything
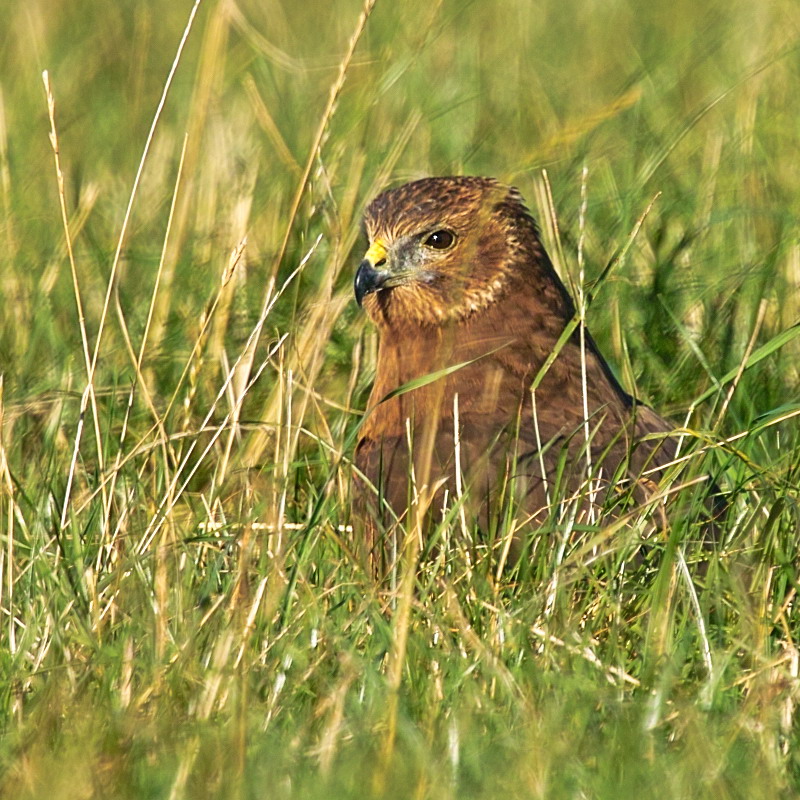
354,231,456,307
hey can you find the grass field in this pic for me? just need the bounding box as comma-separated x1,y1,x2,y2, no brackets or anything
1,0,800,797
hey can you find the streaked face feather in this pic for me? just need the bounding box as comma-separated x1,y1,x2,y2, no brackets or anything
357,177,534,326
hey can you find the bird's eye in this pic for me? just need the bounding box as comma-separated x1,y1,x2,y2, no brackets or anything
423,230,455,250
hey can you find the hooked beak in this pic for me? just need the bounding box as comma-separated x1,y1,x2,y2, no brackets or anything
354,239,390,307
354,260,389,307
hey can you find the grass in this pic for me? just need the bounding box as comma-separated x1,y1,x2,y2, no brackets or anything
1,0,800,797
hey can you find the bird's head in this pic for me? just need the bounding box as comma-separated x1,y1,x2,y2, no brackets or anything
354,176,558,328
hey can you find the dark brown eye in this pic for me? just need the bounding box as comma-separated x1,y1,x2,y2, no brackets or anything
423,230,455,250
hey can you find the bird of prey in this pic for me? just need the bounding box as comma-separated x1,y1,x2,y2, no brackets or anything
352,176,684,569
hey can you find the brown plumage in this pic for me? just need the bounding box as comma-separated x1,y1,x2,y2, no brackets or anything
352,176,678,567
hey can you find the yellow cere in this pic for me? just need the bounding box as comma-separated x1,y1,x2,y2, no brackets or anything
364,239,388,266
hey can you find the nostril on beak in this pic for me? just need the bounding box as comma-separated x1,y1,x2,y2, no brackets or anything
374,257,387,268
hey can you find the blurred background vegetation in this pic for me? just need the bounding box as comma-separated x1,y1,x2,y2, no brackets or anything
1,0,799,797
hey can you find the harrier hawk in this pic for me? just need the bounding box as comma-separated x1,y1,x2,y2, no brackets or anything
353,176,686,567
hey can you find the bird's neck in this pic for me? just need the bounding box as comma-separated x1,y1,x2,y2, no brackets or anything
367,281,556,402
369,323,456,402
